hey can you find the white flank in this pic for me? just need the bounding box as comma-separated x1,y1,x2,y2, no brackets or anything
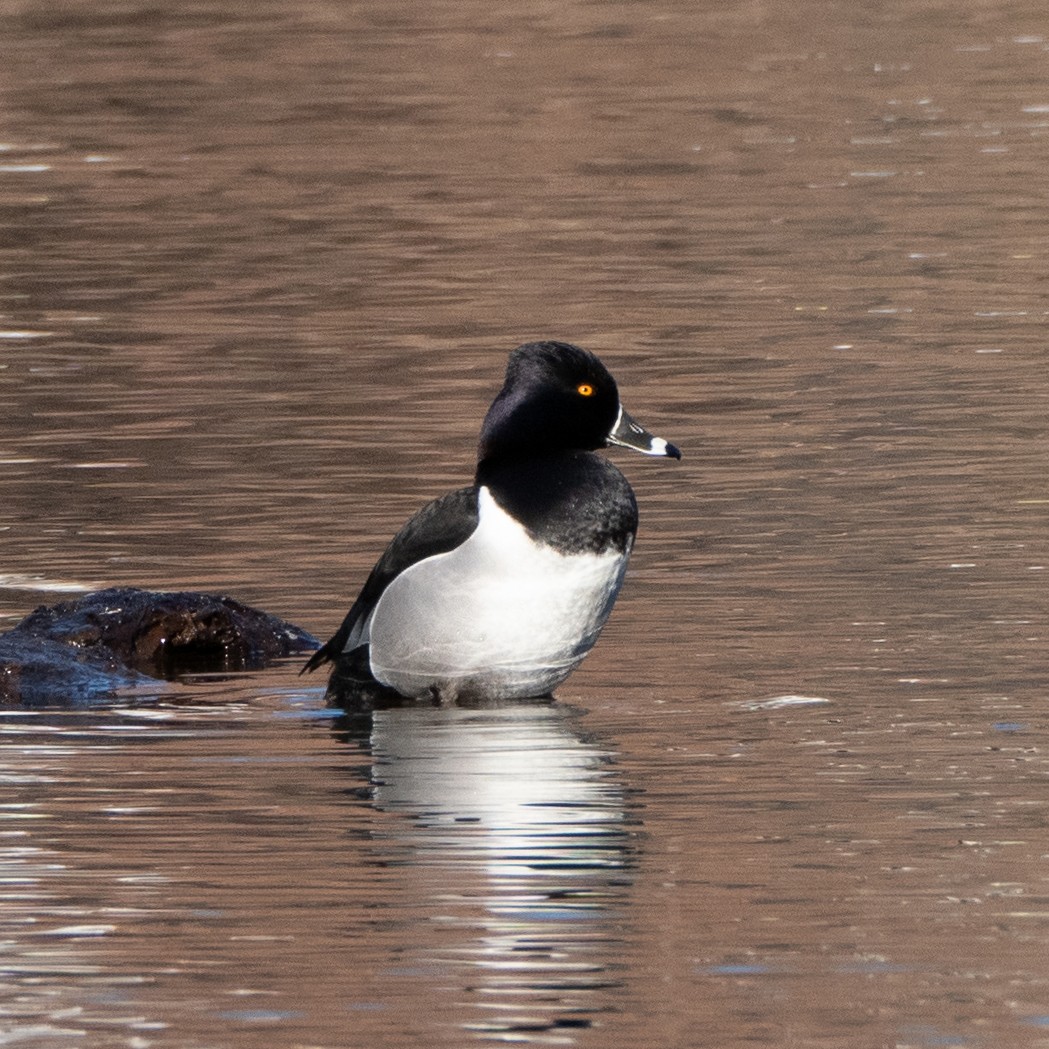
368,487,628,698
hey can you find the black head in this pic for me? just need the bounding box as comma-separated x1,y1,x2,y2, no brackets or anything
477,342,620,464
477,341,680,467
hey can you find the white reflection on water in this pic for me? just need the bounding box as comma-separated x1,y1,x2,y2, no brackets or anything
345,702,634,1043
0,573,97,593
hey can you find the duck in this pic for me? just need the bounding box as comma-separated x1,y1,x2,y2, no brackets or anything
303,340,681,702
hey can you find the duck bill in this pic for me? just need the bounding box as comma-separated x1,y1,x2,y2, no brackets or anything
607,407,682,459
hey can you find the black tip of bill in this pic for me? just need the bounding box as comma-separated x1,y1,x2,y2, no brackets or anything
608,408,682,460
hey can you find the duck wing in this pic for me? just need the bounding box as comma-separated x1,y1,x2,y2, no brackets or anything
301,485,480,674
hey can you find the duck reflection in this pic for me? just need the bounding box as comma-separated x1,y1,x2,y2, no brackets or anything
332,699,635,1042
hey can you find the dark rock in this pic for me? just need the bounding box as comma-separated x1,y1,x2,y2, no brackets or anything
0,632,152,707
0,587,319,706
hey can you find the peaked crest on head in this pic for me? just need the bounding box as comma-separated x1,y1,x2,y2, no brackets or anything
477,341,621,466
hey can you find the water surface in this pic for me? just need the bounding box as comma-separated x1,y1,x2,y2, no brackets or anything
3,0,1049,1045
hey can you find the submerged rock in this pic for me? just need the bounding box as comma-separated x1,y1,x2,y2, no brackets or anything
0,631,151,707
0,587,319,706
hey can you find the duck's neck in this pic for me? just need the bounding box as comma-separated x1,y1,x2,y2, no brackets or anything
474,451,637,555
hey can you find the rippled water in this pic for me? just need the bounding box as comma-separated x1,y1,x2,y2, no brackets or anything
3,0,1049,1045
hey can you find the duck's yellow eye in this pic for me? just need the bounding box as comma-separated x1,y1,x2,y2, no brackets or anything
577,383,594,397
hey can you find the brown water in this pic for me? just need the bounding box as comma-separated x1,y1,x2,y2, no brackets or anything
3,0,1049,1045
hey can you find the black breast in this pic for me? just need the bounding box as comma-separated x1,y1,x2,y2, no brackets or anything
477,452,638,555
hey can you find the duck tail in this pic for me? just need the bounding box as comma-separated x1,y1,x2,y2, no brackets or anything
300,645,333,675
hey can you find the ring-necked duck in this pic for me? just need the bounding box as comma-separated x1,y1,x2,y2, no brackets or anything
303,340,680,702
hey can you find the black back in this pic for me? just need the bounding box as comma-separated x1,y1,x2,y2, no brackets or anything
301,486,480,673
